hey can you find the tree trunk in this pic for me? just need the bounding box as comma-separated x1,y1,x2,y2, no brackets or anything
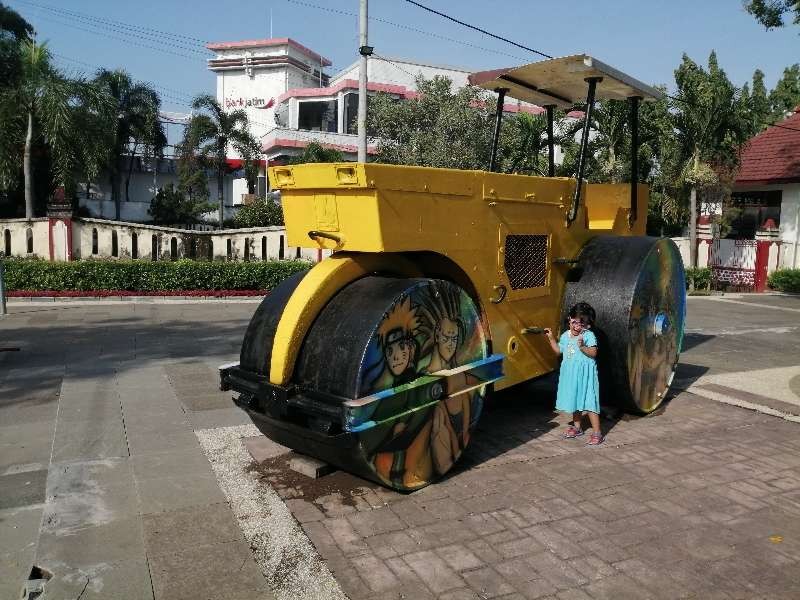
111,155,122,221
688,150,700,271
217,160,224,230
24,111,34,218
125,141,139,205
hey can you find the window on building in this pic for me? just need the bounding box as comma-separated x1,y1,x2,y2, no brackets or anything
170,237,177,260
727,190,782,239
131,232,138,259
279,235,284,259
3,229,10,256
91,228,98,254
26,228,33,253
344,92,359,135
111,230,118,257
261,236,267,260
207,239,214,260
298,99,338,132
244,237,250,261
226,239,232,260
189,237,196,259
151,234,158,261
296,246,301,259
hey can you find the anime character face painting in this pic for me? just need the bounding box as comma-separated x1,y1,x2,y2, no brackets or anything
384,328,413,376
434,318,460,366
370,295,420,389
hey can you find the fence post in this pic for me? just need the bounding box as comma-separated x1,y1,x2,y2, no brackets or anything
0,260,7,316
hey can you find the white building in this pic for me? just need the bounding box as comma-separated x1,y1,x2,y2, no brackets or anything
205,37,545,166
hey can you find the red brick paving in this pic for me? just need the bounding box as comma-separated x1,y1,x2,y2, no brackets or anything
262,390,800,599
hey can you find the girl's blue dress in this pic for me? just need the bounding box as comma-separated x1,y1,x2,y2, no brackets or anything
556,329,600,414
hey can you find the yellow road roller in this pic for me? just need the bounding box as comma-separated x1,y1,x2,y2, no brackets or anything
220,55,686,492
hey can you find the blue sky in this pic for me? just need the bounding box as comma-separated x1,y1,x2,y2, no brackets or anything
11,0,800,115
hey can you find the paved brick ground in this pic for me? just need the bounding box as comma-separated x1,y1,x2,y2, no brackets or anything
2,294,799,600
260,388,800,600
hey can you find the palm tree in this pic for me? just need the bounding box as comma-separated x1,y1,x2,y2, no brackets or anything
672,52,751,267
93,69,164,220
185,94,259,228
0,40,97,218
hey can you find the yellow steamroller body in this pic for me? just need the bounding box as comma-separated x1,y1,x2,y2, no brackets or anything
220,55,686,491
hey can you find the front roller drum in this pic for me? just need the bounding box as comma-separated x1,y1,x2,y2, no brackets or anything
238,276,500,492
564,236,686,415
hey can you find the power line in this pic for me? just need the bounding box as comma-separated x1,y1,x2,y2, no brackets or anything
401,0,552,59
20,3,210,56
52,53,200,103
28,13,205,61
14,0,211,46
284,0,526,61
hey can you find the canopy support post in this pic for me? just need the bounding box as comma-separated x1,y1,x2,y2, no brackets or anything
489,88,508,172
546,105,556,177
629,95,641,226
567,77,602,224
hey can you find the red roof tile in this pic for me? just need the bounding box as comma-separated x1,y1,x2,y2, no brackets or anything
736,109,800,185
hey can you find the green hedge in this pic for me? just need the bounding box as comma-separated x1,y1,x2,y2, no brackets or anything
685,267,711,290
2,258,309,291
768,269,800,293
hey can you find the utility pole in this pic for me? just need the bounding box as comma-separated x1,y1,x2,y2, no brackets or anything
357,0,371,163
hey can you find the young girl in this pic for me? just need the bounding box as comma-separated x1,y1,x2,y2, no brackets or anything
544,302,603,445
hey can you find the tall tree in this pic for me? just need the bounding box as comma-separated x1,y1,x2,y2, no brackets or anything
744,0,800,28
185,94,258,228
0,2,33,92
93,69,164,220
769,64,800,122
367,76,496,170
749,69,772,129
672,52,752,267
176,135,209,203
0,40,103,218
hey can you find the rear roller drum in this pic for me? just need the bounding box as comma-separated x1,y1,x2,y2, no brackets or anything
293,277,491,491
564,236,686,414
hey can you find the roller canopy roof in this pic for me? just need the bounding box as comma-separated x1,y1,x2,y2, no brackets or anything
469,54,663,108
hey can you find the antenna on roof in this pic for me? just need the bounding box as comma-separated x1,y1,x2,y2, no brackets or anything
269,7,273,38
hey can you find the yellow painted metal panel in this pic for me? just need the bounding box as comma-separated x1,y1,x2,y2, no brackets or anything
268,163,651,390
269,252,423,385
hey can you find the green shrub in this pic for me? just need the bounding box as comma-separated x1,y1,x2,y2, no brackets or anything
685,267,711,290
768,269,800,293
149,183,214,225
233,197,284,228
2,258,308,291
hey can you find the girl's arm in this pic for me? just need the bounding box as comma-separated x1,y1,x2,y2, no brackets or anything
577,334,598,358
543,328,561,356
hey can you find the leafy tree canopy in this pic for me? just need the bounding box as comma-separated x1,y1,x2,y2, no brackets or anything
745,0,800,28
0,1,33,40
287,142,344,164
769,64,800,121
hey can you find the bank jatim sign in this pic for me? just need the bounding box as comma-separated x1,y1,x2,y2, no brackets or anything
224,97,275,109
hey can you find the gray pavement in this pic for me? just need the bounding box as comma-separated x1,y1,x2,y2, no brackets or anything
0,294,799,599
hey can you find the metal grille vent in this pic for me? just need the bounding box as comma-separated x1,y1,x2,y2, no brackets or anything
504,234,548,289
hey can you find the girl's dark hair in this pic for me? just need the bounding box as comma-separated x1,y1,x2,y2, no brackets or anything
568,302,596,327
